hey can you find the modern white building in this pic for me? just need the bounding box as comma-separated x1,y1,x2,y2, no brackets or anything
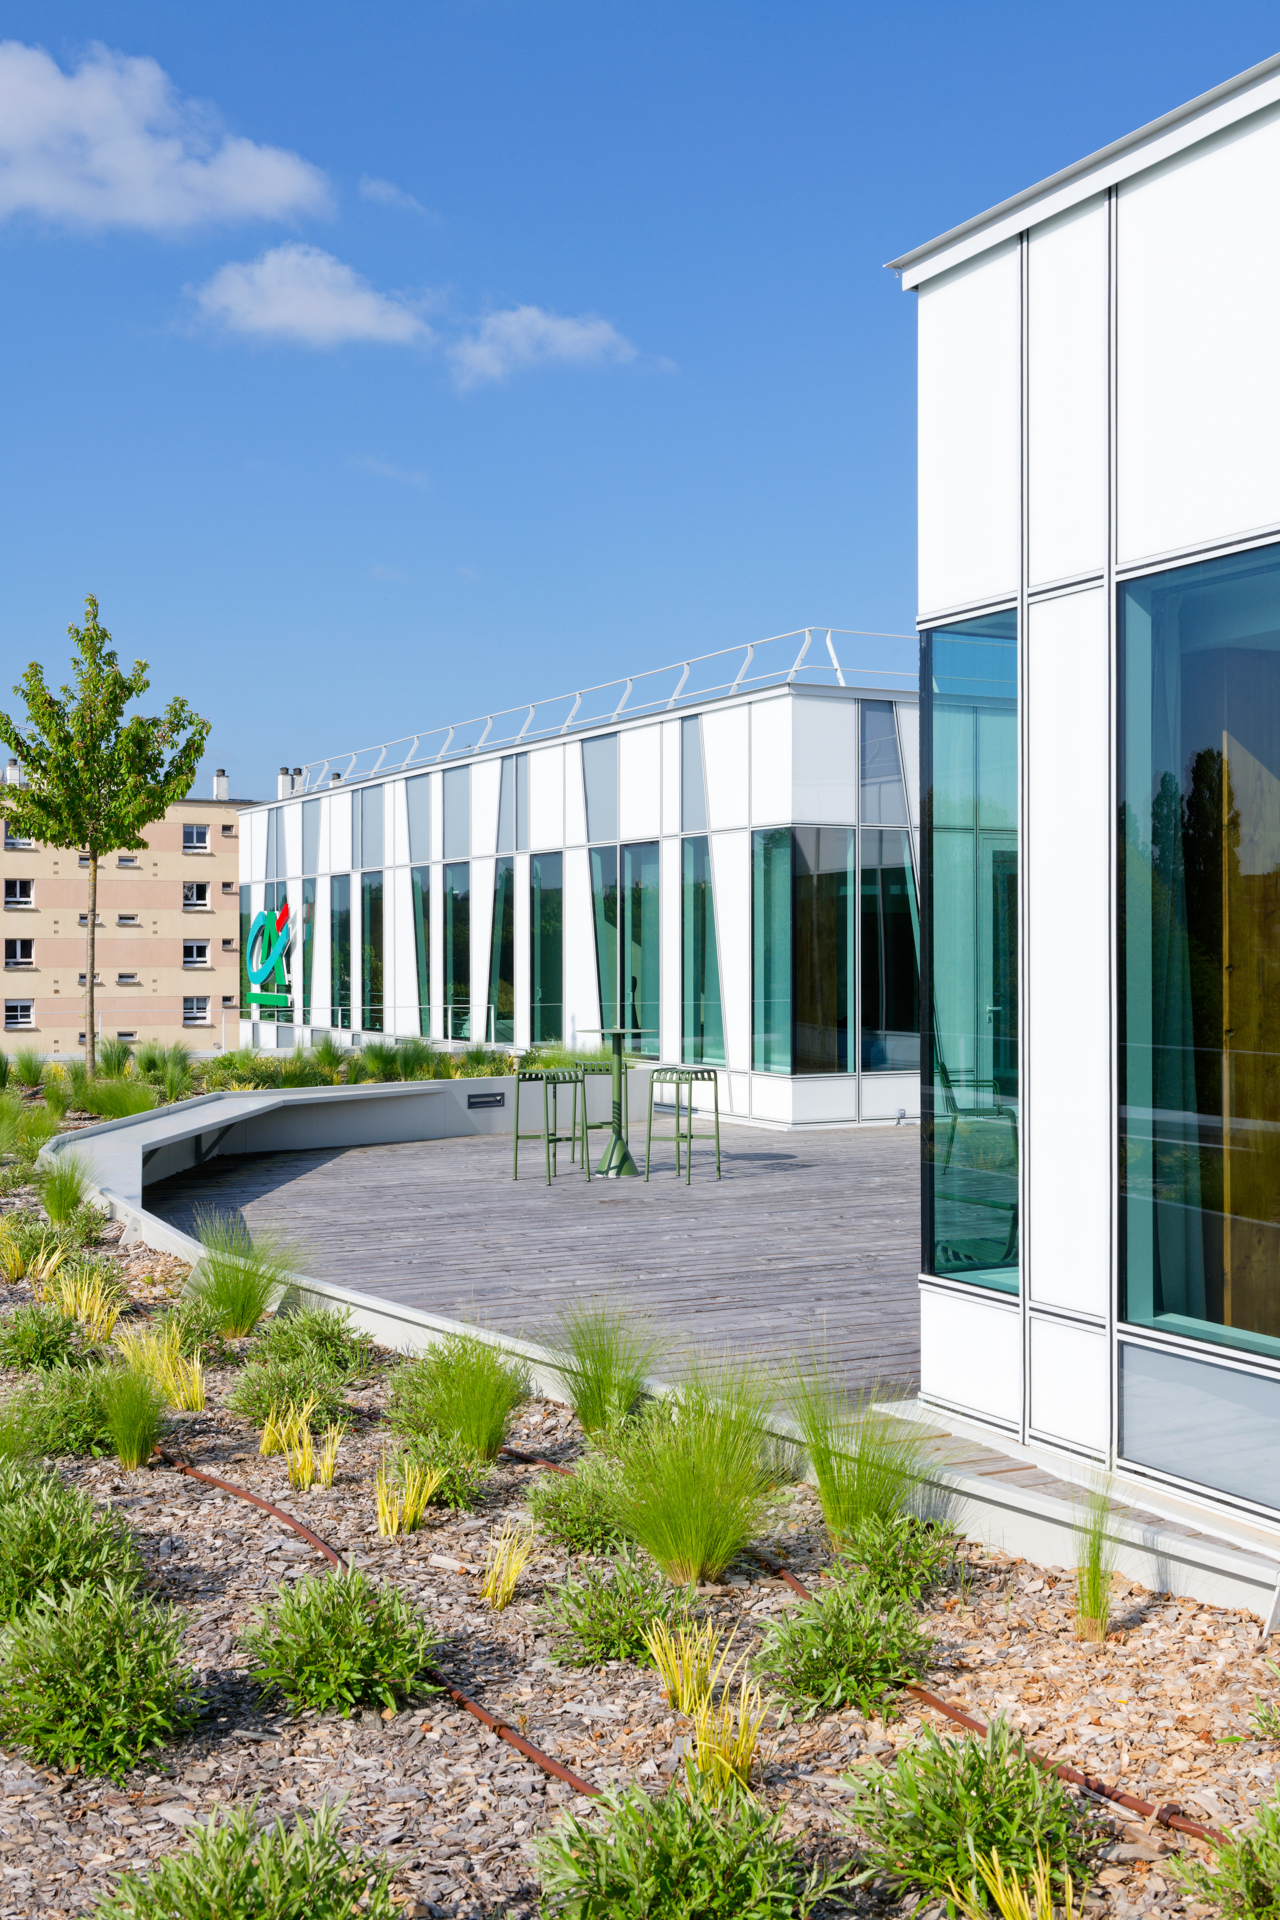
892,53,1280,1523
237,631,921,1128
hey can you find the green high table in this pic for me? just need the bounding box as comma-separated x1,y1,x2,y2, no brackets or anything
580,1026,650,1178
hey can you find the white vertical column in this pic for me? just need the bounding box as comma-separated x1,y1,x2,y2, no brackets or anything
660,835,680,1064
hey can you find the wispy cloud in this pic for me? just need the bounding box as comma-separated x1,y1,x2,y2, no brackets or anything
191,242,432,346
0,40,328,230
353,455,430,488
449,305,636,390
359,174,428,216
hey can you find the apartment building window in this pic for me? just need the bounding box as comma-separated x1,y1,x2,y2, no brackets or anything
79,913,104,926
117,913,138,926
183,882,210,909
116,972,138,984
4,1001,33,1029
221,937,235,951
117,855,138,867
77,973,102,986
221,994,235,1006
182,996,210,1025
221,823,235,837
221,881,236,894
182,824,209,851
4,939,33,968
183,941,209,967
3,822,33,849
4,879,33,906
117,1030,136,1043
78,855,90,868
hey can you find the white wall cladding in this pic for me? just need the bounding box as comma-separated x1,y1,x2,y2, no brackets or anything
920,1286,1022,1427
512,851,531,1049
749,696,791,826
387,780,408,871
246,809,265,882
660,835,681,1062
528,747,564,850
391,866,417,1033
330,790,353,873
1026,590,1112,1319
283,804,303,877
917,240,1021,617
619,725,662,841
1028,198,1109,586
565,746,588,846
661,718,682,835
792,695,858,824
702,706,750,829
1118,105,1280,564
1029,1316,1109,1455
562,847,598,1046
472,760,501,861
428,865,443,1034
428,772,443,863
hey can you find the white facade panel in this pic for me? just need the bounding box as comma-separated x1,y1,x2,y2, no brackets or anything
513,852,531,1050
311,882,331,1028
472,760,501,860
528,747,564,850
391,865,417,1034
791,696,857,824
789,1077,857,1124
896,704,920,827
619,725,662,842
1027,589,1111,1318
1029,1316,1109,1454
918,240,1021,616
749,696,791,826
562,847,598,1047
283,804,302,877
661,719,682,837
702,707,750,830
1027,197,1108,586
471,857,494,1039
860,1073,919,1121
1118,105,1280,564
920,1285,1022,1427
429,864,443,1040
709,829,750,1072
564,745,588,847
315,796,331,876
247,809,266,882
387,780,408,872
429,772,443,864
660,835,680,1063
750,1073,793,1124
330,790,352,874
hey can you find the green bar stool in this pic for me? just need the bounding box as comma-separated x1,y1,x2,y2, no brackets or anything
513,1068,590,1185
645,1067,722,1183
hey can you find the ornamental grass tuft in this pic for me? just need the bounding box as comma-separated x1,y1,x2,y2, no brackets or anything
0,1459,143,1620
10,1047,46,1090
241,1566,439,1716
96,1037,135,1077
386,1332,529,1461
1072,1478,1121,1643
227,1356,349,1431
543,1295,663,1442
100,1365,165,1470
40,1151,92,1224
786,1362,926,1547
80,1079,158,1120
185,1212,298,1337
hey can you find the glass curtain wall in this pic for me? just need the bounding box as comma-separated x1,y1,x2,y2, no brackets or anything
411,866,429,1037
330,875,351,1028
752,828,792,1072
361,872,383,1031
682,835,724,1063
301,878,316,1024
621,842,659,1055
1120,540,1280,1362
489,856,515,1044
794,828,855,1073
921,610,1019,1293
261,880,287,1023
531,852,563,1042
861,830,920,1070
444,863,470,1040
589,846,619,1031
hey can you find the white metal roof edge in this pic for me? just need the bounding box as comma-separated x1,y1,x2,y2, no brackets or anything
888,49,1280,289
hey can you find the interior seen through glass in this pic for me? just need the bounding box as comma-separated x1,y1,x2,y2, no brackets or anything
489,856,515,1044
681,835,724,1064
443,862,470,1040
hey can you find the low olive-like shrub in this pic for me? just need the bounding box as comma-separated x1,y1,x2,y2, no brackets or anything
841,1514,958,1604
527,1452,629,1554
544,1550,684,1667
0,1578,199,1780
753,1566,933,1720
260,1304,373,1380
0,1460,143,1619
225,1354,350,1429
0,1302,87,1371
398,1428,491,1511
241,1567,438,1716
0,1362,114,1458
387,1333,529,1461
1174,1785,1280,1917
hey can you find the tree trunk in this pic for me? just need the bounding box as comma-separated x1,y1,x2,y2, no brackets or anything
86,854,97,1076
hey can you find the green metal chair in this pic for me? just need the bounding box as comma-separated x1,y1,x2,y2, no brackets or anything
644,1067,722,1183
513,1068,590,1185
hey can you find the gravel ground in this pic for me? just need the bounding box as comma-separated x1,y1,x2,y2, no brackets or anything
1,1214,1277,1918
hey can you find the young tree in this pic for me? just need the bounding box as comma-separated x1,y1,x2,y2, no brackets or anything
0,598,210,1074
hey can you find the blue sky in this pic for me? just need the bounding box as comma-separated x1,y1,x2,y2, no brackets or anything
1,3,1278,798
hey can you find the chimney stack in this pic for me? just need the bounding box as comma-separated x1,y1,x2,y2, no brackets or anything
4,759,18,787
330,771,343,785
277,766,292,799
212,768,229,801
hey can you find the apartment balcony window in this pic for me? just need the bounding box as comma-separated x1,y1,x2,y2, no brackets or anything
3,823,32,849
116,972,138,985
183,823,210,851
183,881,210,909
117,855,138,868
4,1000,33,1029
183,941,210,967
4,939,33,968
182,995,210,1025
4,879,32,906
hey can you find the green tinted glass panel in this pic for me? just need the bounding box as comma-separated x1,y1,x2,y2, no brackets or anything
752,828,791,1073
590,845,618,1031
531,852,563,1043
621,841,658,1056
682,836,724,1065
411,865,430,1037
794,827,854,1074
361,872,383,1032
444,862,470,1040
301,878,316,1025
861,829,920,1072
330,874,351,1029
489,856,515,1044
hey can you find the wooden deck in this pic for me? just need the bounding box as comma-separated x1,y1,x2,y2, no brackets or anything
144,1120,923,1392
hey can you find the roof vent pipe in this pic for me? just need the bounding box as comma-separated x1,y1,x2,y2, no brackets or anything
277,766,291,800
4,758,19,787
330,771,342,785
212,768,229,801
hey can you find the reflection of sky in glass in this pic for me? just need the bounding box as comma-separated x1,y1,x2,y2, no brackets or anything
930,611,1016,703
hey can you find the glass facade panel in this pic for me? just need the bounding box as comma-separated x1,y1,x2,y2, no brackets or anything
531,852,563,1042
444,862,470,1040
861,701,908,824
302,799,320,877
1120,540,1280,1362
752,828,792,1073
443,767,470,860
355,786,383,870
583,735,618,844
681,835,724,1064
921,610,1018,1293
330,874,351,1028
361,872,383,1031
489,855,515,1044
411,865,430,1037
794,827,855,1074
589,845,618,1031
682,716,707,832
1119,1341,1280,1508
406,775,431,863
621,842,659,1055
861,828,920,1071
260,881,287,1022
301,877,316,1024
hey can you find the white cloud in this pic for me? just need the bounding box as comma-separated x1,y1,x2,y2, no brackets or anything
0,40,328,230
359,174,427,215
191,243,432,346
449,305,637,390
353,455,430,488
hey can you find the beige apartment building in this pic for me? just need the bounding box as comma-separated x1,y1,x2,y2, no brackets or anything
1,768,257,1058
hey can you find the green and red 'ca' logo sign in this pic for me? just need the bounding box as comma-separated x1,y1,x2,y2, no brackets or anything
246,899,292,1009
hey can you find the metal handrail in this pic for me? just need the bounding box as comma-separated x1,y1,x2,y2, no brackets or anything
293,626,916,792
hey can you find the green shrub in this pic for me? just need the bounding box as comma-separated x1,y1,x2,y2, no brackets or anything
241,1567,438,1716
786,1365,925,1546
0,1302,86,1371
397,1427,491,1510
0,1363,113,1457
456,1045,514,1077
94,1801,400,1920
842,1718,1099,1905
160,1058,194,1103
356,1040,401,1081
40,1150,91,1223
133,1040,168,1077
840,1514,957,1605
261,1303,373,1378
185,1211,297,1336
528,1452,629,1553
0,1051,9,1089
80,1079,157,1119
0,1578,199,1780
155,1295,231,1362
544,1296,662,1441
10,1047,46,1090
537,1779,853,1919
3,1210,80,1269
393,1036,437,1077
613,1358,773,1586
1174,1785,1280,1917
225,1354,350,1429
16,1102,58,1161
97,1038,136,1078
67,1198,109,1246
101,1366,165,1469
386,1333,529,1461
42,1074,71,1123
278,1047,325,1088
544,1550,683,1666
754,1566,933,1720
311,1035,347,1083
0,1459,143,1619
